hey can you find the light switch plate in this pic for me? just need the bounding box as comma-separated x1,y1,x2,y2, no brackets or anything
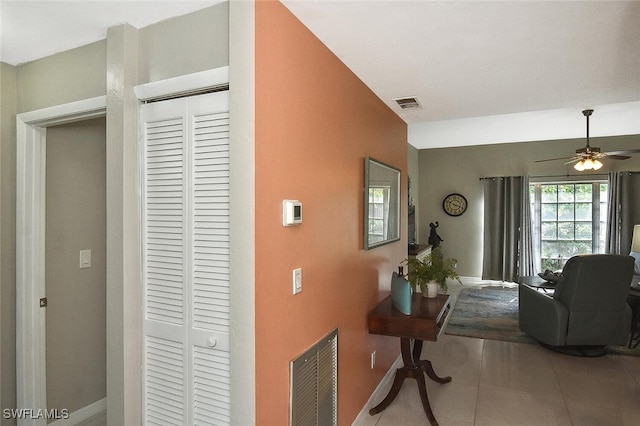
293,268,302,294
79,250,92,268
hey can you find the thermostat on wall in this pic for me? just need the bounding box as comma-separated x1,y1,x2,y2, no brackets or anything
283,200,302,226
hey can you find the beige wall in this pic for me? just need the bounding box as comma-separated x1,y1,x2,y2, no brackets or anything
1,62,18,426
3,40,107,426
45,118,106,415
13,1,230,111
16,41,106,113
138,2,229,84
417,135,640,277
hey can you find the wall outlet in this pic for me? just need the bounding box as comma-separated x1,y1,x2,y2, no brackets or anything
293,268,302,295
370,351,376,369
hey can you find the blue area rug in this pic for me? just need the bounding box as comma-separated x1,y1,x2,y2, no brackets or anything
445,287,534,344
445,286,640,356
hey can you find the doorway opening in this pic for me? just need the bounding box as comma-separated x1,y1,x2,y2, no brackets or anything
16,96,107,425
45,118,107,423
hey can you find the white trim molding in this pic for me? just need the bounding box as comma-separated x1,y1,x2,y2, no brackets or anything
48,398,106,426
15,120,47,420
133,67,229,101
16,96,107,426
351,355,403,425
18,96,107,127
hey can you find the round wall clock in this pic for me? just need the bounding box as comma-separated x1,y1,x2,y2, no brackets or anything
442,193,468,216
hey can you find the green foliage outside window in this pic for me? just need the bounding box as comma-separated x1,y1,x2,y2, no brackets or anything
368,187,387,242
531,181,607,271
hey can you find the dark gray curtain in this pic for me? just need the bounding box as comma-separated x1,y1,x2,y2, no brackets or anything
482,176,536,282
606,171,640,254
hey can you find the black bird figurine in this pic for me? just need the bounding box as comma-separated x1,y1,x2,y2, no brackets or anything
428,221,443,248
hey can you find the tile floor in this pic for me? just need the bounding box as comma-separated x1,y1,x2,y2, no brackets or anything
355,333,640,426
356,278,640,426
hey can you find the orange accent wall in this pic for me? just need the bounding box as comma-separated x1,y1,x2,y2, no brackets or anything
255,1,408,424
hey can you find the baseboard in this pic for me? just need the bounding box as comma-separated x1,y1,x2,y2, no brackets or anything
351,355,403,425
49,397,106,426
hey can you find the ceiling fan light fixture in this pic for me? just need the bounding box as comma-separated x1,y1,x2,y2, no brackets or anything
538,109,639,166
573,156,603,171
583,158,594,169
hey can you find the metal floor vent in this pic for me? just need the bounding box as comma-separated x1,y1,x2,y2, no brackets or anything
393,96,422,109
290,328,338,426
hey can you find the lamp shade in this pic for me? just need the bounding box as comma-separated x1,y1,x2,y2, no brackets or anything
632,225,640,253
573,157,603,171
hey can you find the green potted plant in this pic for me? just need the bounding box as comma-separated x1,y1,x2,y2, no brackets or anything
407,246,461,297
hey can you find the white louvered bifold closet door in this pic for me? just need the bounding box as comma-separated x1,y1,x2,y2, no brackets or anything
141,91,230,425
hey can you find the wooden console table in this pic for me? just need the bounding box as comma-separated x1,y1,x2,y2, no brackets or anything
368,294,452,426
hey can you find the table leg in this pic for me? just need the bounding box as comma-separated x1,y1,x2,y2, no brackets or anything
369,338,451,425
420,358,452,384
368,362,410,416
415,370,438,426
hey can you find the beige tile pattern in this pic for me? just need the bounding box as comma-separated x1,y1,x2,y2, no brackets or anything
354,335,640,426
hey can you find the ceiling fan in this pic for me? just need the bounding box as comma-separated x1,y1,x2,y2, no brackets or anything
536,109,640,171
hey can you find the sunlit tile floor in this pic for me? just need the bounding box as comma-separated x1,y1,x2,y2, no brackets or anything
355,334,640,426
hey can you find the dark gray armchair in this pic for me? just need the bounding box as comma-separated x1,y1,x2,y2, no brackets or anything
519,254,634,353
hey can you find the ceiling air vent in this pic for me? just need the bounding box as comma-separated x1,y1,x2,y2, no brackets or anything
394,96,422,110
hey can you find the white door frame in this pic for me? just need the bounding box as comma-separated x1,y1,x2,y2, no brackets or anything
16,96,106,424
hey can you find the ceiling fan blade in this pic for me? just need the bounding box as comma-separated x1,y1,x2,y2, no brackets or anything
603,149,640,156
563,158,582,165
535,156,578,163
604,154,631,160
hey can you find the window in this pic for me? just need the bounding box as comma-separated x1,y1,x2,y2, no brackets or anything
530,180,608,271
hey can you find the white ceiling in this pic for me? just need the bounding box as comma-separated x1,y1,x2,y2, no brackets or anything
281,0,640,148
2,1,640,149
